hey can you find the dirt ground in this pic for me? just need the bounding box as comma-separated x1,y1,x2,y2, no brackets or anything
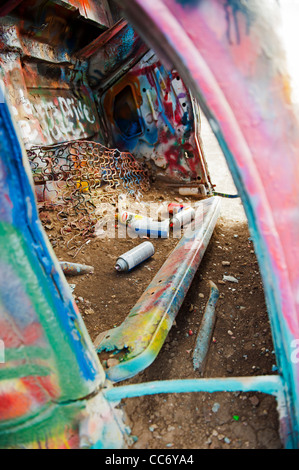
43,115,282,449
120,217,281,450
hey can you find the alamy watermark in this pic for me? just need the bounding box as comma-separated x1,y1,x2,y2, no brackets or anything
93,195,206,246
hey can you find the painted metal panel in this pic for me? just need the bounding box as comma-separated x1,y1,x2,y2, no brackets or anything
0,56,101,147
27,87,99,145
79,19,149,87
0,53,45,147
99,51,212,184
0,84,130,449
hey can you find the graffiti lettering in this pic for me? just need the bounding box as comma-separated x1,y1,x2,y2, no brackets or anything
15,93,97,145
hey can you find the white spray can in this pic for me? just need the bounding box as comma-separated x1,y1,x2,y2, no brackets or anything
172,206,195,231
178,185,207,196
119,210,169,238
115,241,155,272
131,218,169,238
119,210,145,226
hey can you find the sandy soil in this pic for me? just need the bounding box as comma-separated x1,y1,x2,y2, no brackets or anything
45,114,282,449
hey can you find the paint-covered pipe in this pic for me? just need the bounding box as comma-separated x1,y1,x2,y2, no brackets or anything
104,375,283,401
193,280,219,375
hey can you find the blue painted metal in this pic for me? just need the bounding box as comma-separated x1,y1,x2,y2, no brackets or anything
0,82,130,449
104,375,284,401
104,374,291,447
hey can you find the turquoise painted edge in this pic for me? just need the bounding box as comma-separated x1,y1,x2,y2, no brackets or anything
104,375,284,401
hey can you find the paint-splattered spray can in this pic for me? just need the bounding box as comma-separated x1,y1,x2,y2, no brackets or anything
119,210,169,238
115,241,155,272
172,206,195,230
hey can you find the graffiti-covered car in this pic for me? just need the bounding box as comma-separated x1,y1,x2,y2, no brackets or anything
0,0,298,449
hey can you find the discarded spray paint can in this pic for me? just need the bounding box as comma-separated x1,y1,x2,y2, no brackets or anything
119,211,169,238
59,261,94,276
157,202,182,219
115,242,155,272
178,185,207,196
131,218,169,238
119,210,145,226
167,202,187,214
172,206,195,230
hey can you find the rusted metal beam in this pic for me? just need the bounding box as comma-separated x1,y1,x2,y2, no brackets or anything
76,19,129,59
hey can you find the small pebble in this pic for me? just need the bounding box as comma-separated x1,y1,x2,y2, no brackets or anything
85,308,95,315
212,402,220,413
149,424,158,432
249,396,260,407
223,275,239,283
